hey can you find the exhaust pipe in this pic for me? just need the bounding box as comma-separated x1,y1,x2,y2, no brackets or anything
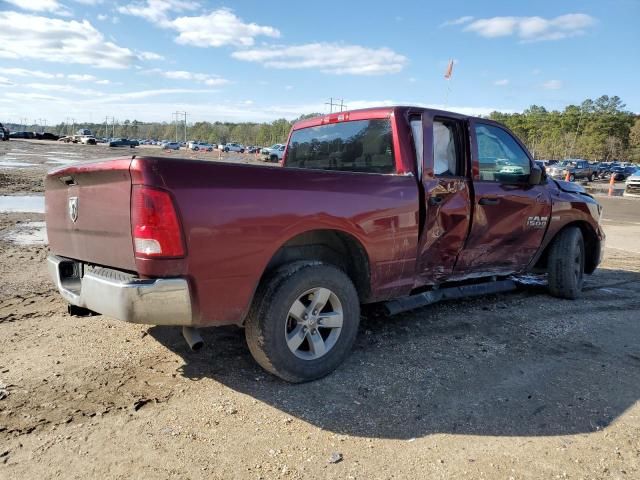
182,326,204,351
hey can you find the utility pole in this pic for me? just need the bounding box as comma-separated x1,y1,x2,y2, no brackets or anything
172,111,188,143
325,98,347,113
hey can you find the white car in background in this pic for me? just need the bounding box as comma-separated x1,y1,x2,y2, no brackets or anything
624,168,640,197
262,143,286,162
223,143,244,153
188,141,214,151
162,141,181,150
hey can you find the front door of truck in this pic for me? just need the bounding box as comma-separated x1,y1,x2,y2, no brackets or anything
413,113,472,285
453,120,552,276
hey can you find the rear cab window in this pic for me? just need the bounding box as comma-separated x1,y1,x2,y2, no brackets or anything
285,119,396,174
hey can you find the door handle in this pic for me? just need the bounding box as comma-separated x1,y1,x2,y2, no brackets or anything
428,196,444,206
479,197,500,206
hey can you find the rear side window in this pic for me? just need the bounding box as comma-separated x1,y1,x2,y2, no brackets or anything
286,119,395,174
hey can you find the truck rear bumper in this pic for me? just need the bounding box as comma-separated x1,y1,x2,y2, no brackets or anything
47,255,193,326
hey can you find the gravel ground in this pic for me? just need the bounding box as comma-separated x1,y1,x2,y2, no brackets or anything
1,140,640,479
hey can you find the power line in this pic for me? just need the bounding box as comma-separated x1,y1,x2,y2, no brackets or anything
172,111,188,143
325,98,347,113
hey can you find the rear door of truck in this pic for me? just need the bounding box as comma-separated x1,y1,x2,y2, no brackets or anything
45,158,137,271
411,110,473,285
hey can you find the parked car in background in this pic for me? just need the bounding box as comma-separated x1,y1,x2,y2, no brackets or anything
610,166,628,181
624,168,640,197
79,135,97,145
546,159,594,182
108,138,139,148
188,142,214,152
0,123,9,141
44,106,604,382
161,141,181,150
262,143,286,162
10,131,35,139
224,142,245,153
247,146,261,154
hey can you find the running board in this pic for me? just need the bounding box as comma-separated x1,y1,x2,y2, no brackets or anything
384,279,517,315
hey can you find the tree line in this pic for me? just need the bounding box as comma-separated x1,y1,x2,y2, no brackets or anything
40,95,640,161
488,95,639,162
48,115,319,147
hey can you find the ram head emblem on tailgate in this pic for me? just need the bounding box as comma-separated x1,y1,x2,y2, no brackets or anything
68,197,78,223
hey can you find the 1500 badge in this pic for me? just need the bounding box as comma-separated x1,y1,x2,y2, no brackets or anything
526,216,548,229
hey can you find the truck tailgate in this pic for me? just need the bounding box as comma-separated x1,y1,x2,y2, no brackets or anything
45,158,137,271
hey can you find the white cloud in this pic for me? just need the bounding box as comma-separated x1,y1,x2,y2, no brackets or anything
4,0,71,16
68,74,97,82
232,43,408,75
117,0,200,26
0,67,62,79
159,70,229,86
95,79,111,85
542,79,563,89
137,51,165,61
494,79,509,86
463,13,595,41
170,9,281,47
441,16,474,27
99,88,220,101
23,82,104,96
0,12,138,68
118,4,280,47
0,76,13,86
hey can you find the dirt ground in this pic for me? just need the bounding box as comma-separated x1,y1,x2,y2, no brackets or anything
1,140,640,479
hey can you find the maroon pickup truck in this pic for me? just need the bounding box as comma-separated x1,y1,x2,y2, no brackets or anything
45,107,604,382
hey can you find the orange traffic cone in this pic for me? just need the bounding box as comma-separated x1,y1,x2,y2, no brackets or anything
608,172,615,197
565,171,571,182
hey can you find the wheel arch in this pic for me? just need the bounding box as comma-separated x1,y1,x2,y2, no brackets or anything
535,220,601,274
254,229,372,311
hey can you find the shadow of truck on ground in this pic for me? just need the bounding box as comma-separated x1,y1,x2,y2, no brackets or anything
149,266,640,440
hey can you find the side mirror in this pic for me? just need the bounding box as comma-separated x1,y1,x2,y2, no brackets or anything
529,165,543,185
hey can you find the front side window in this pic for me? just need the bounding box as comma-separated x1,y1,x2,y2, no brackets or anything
475,124,531,182
286,119,395,174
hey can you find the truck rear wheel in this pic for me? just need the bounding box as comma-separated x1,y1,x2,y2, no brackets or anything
547,226,585,299
245,262,360,383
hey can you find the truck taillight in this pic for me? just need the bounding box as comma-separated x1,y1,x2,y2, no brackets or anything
131,186,185,258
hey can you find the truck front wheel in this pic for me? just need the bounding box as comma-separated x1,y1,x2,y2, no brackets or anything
547,227,585,299
245,262,360,383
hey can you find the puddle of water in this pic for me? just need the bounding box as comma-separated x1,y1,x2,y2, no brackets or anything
45,158,78,165
2,221,48,245
0,161,37,167
0,195,45,213
46,151,81,156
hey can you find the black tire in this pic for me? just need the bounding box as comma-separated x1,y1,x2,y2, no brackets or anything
245,262,360,383
588,173,594,182
547,227,585,299
569,174,575,182
224,147,229,152
270,154,278,162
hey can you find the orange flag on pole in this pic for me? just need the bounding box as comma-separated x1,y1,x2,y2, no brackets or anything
444,59,454,79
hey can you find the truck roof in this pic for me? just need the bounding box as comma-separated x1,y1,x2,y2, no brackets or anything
292,106,486,131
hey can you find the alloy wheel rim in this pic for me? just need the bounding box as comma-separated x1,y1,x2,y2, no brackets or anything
284,287,343,360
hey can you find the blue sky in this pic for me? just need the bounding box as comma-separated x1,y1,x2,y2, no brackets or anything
0,0,638,125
